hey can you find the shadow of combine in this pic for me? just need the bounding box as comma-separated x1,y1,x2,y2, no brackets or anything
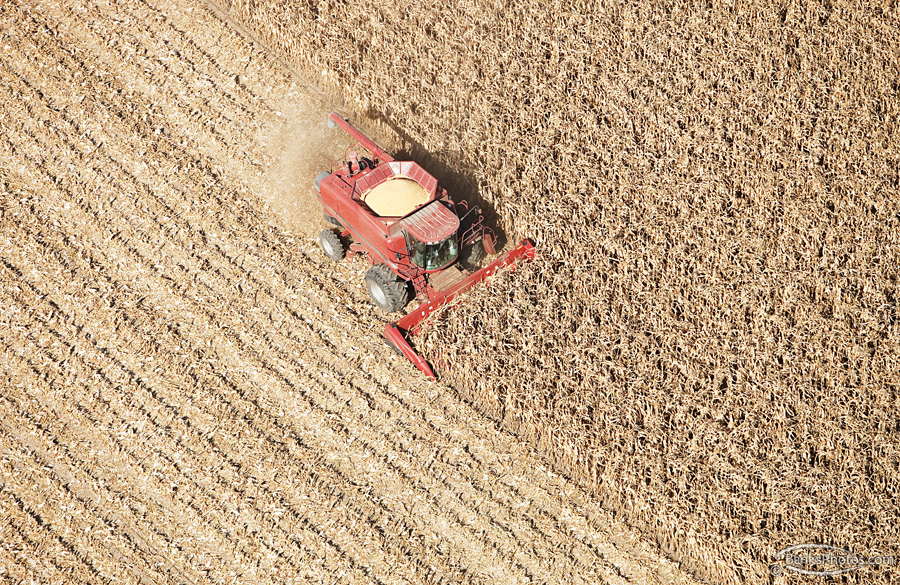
365,109,509,252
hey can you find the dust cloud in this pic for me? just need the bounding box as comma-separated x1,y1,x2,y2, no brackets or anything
261,100,348,238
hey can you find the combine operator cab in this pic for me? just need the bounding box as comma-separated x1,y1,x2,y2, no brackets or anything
314,112,535,379
404,222,458,272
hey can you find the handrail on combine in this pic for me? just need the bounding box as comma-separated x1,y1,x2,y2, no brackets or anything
384,239,536,380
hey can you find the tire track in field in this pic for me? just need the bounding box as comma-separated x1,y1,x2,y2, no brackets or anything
0,414,195,585
9,0,275,175
0,427,158,585
0,10,360,316
45,3,264,172
0,488,109,585
0,13,260,230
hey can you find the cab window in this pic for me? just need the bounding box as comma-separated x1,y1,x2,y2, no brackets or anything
404,232,458,271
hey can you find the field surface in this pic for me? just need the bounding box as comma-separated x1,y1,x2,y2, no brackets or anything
216,0,900,582
0,0,700,584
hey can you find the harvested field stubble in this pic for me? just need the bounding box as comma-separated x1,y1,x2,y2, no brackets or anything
226,0,900,583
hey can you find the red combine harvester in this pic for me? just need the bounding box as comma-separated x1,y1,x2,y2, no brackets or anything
314,112,535,379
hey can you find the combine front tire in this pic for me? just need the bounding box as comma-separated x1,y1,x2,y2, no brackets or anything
323,213,342,227
314,171,331,192
460,241,486,268
319,229,345,261
365,265,409,312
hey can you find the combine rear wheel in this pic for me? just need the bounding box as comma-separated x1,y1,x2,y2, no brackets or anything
319,229,345,261
365,265,409,312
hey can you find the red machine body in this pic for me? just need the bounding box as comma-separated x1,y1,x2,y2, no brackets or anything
315,112,535,379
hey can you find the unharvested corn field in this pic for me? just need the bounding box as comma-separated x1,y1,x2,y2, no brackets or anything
0,0,704,584
223,0,900,583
